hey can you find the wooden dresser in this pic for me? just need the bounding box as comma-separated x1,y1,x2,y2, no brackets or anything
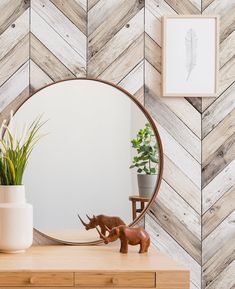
0,245,189,288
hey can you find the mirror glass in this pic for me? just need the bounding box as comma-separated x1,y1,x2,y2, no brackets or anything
11,79,162,243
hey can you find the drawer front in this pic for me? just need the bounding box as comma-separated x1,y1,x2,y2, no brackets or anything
75,272,155,287
0,272,73,287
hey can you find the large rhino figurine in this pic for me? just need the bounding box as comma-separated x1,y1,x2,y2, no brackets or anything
78,214,125,236
96,225,150,254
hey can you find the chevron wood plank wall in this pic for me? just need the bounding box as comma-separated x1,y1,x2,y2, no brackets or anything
0,1,234,289
201,1,235,289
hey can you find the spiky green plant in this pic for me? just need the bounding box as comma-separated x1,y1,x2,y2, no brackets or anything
130,123,159,175
0,116,46,185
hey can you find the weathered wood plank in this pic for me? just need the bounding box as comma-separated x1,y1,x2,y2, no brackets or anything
0,61,29,112
145,8,161,46
30,60,53,93
145,33,161,72
146,90,201,162
0,0,29,35
0,9,29,61
186,98,202,114
148,119,201,188
118,61,144,97
165,0,200,14
30,33,74,81
0,33,29,87
202,159,235,213
88,9,144,77
150,181,201,263
32,0,86,60
202,83,235,137
146,214,201,289
98,34,144,84
202,111,235,163
202,0,215,11
202,235,235,288
202,186,235,239
202,210,235,264
220,30,235,68
163,155,201,214
88,0,100,11
88,0,144,59
31,9,85,77
204,0,235,43
202,133,235,187
156,180,201,239
202,58,235,112
146,0,177,19
145,60,202,139
0,87,29,123
151,199,201,263
205,261,235,289
50,0,87,34
88,0,124,35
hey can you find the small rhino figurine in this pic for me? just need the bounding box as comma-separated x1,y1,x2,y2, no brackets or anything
96,225,150,254
78,214,125,236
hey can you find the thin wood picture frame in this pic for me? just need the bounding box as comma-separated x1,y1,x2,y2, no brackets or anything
162,15,219,98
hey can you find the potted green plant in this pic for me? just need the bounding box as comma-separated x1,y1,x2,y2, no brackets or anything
0,114,46,253
130,123,159,198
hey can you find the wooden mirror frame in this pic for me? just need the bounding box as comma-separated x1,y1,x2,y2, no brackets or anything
8,78,164,245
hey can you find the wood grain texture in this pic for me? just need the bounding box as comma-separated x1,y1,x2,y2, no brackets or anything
202,3,235,288
0,1,234,288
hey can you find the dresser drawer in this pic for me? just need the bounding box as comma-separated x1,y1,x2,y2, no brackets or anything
0,272,73,287
75,272,155,287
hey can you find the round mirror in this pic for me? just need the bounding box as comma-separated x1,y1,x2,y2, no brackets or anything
11,79,163,244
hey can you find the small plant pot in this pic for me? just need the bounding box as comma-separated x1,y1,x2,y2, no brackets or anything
137,174,157,198
0,185,33,253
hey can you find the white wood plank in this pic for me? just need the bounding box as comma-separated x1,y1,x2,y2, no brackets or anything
146,0,177,19
202,111,235,163
202,211,235,264
32,0,86,60
206,261,235,289
75,0,87,11
145,61,201,139
153,121,201,188
99,34,144,84
146,91,201,162
31,9,85,77
158,180,201,239
0,34,29,87
88,0,126,35
145,8,161,46
118,61,144,95
88,0,143,59
88,9,144,77
220,30,235,68
0,61,29,112
163,156,201,214
146,215,201,289
0,9,29,60
202,83,235,137
202,159,235,213
30,60,53,92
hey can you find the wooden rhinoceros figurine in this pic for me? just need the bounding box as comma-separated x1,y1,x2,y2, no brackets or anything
78,214,125,236
96,225,150,254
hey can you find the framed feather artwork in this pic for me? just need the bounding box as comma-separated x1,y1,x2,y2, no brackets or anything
162,16,219,97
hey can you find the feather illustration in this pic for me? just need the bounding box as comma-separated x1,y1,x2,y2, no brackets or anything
185,28,197,81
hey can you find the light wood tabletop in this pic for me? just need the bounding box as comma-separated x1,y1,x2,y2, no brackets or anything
0,245,190,288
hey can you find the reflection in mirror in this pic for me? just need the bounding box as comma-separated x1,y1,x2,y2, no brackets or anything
11,79,161,243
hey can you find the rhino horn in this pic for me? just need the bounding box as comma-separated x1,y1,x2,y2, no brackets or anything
77,214,88,227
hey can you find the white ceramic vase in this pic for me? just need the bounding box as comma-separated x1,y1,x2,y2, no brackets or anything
0,185,33,253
